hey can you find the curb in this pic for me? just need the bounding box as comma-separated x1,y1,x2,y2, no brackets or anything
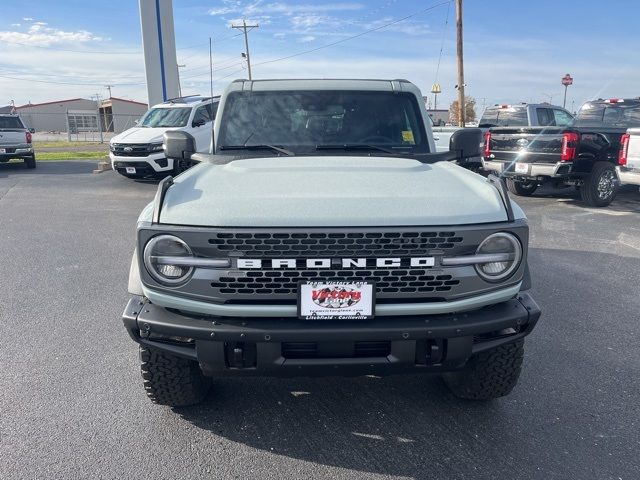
93,161,112,174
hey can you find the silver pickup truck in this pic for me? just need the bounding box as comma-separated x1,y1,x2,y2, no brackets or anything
0,114,36,169
618,128,640,187
122,79,541,407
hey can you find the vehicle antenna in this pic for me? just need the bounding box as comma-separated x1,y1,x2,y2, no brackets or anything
209,36,215,154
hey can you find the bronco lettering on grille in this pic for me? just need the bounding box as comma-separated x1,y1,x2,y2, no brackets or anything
236,257,436,269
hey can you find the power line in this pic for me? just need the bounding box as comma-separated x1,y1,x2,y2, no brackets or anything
0,73,143,86
252,1,450,69
434,0,452,83
0,39,142,54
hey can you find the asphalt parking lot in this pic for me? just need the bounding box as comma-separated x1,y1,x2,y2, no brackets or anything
1,161,639,480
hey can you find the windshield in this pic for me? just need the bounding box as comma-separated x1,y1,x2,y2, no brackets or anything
479,107,528,127
218,90,429,154
139,107,191,128
574,102,640,128
0,116,25,129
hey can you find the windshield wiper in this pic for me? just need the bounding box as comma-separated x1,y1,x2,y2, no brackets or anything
219,144,295,156
315,144,400,155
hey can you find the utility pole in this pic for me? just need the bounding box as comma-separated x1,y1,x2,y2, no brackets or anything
232,19,259,80
105,85,113,98
176,64,186,97
455,0,465,127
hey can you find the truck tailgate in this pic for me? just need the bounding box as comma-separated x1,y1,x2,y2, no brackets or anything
0,129,26,146
488,127,565,164
627,128,640,171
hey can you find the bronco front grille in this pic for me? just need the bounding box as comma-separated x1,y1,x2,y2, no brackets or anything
211,270,460,296
138,225,517,304
208,231,463,257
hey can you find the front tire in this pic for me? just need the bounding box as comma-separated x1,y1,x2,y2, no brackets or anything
25,155,36,169
580,161,618,207
139,346,210,407
506,178,537,196
443,339,524,400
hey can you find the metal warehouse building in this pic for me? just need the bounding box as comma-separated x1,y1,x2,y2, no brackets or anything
16,97,148,135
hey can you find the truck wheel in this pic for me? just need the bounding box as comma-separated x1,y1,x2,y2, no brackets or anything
443,339,524,400
506,178,537,196
25,155,36,169
139,346,210,407
580,162,618,207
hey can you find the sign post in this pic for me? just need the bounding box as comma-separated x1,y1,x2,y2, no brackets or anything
561,73,573,109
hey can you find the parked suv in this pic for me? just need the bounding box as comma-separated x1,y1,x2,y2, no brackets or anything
122,79,541,407
0,113,36,169
109,95,219,178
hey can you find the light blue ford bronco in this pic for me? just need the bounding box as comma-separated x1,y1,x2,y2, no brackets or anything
122,79,541,407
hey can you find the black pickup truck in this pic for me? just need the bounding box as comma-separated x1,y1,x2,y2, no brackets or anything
482,98,640,207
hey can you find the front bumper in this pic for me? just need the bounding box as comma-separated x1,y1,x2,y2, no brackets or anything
110,152,172,176
122,293,541,377
617,166,640,186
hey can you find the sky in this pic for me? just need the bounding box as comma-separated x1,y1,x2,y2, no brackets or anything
1,0,639,113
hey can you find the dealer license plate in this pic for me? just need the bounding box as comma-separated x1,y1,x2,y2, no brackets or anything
298,282,375,320
126,167,136,174
515,162,529,174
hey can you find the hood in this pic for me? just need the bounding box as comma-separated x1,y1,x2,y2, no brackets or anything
111,127,175,144
158,156,515,227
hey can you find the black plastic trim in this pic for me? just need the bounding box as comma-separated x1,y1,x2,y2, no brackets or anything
151,176,173,224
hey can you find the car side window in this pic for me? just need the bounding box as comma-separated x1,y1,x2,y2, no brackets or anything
553,109,574,126
536,108,555,126
193,104,212,124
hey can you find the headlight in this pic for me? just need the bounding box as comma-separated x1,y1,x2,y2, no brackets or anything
149,143,164,152
143,235,194,285
109,144,116,152
475,232,522,282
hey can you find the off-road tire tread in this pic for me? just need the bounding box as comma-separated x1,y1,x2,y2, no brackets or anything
443,339,524,400
139,346,210,407
506,178,537,196
580,161,616,207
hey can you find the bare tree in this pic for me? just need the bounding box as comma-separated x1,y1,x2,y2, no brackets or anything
449,96,477,125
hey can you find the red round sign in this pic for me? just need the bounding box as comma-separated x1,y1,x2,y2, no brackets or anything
562,74,573,86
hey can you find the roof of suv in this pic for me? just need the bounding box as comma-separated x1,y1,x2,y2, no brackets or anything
225,78,418,93
152,95,220,109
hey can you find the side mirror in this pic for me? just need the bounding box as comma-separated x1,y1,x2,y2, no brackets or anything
192,119,206,128
164,131,196,160
29,128,35,134
449,128,482,159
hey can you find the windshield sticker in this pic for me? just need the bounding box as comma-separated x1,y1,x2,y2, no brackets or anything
402,130,415,143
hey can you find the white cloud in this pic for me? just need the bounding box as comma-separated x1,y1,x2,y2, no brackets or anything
22,17,33,21
209,1,364,16
0,23,103,46
291,14,326,29
10,23,21,27
299,35,315,43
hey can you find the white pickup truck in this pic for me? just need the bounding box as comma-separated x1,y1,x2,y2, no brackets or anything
618,128,640,187
0,114,36,168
